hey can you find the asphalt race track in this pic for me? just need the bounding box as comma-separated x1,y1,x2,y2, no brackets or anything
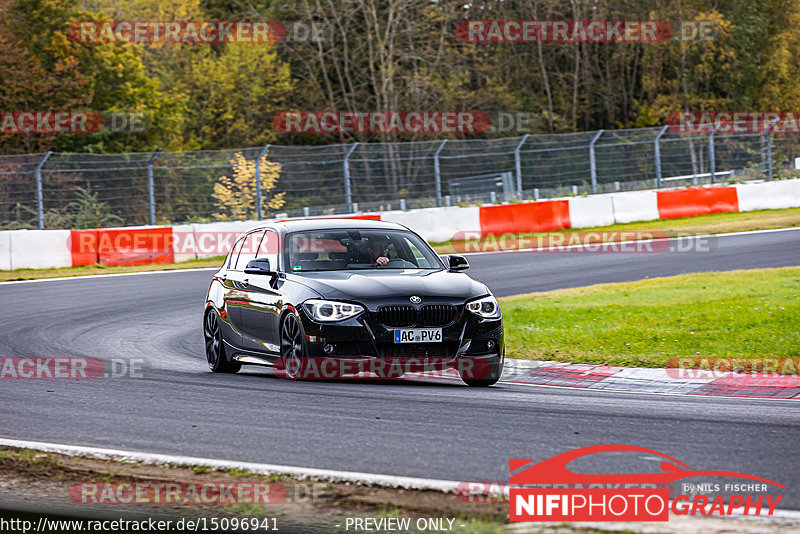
1,228,800,508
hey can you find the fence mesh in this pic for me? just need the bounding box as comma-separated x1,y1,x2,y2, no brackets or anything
1,122,797,229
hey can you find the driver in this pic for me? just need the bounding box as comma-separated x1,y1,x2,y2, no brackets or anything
368,237,390,267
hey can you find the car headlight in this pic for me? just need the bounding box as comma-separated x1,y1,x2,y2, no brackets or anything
303,299,364,322
466,295,501,319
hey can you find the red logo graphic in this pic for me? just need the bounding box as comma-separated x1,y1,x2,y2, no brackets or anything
508,445,784,522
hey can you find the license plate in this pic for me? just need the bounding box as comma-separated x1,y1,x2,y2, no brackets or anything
393,328,442,343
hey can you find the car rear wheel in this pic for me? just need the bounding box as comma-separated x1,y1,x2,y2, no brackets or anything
204,309,241,373
280,314,309,380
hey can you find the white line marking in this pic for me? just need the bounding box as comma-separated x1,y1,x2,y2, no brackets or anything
0,438,459,491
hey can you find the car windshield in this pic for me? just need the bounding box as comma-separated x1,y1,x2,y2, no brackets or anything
285,229,443,272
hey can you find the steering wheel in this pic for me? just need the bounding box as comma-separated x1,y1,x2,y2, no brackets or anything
379,258,411,268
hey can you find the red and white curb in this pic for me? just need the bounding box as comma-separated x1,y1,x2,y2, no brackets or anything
409,358,800,399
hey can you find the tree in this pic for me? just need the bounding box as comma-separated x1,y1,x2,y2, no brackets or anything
0,12,90,153
212,151,285,220
1,0,183,153
183,43,292,149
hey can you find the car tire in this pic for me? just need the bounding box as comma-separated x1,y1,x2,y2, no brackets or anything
460,354,503,387
279,313,309,380
204,309,241,373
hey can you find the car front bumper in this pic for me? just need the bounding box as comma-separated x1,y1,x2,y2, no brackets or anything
296,304,504,377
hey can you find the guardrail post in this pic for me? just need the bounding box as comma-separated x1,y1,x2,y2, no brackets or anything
708,128,716,183
34,151,52,229
589,130,603,194
433,139,447,207
255,144,270,220
343,142,358,213
764,119,778,181
147,148,163,226
514,134,529,199
654,126,668,189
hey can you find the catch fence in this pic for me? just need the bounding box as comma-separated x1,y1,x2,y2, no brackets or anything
1,122,797,229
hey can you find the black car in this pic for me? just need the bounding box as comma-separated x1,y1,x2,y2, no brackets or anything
203,219,504,386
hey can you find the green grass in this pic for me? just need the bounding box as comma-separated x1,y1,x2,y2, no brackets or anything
3,206,800,282
500,267,800,369
227,467,251,477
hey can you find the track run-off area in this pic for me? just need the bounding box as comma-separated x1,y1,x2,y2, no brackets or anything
1,228,799,508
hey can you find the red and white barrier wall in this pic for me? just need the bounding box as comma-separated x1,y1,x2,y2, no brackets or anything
3,179,800,270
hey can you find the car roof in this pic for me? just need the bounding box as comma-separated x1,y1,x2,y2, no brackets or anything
249,218,409,234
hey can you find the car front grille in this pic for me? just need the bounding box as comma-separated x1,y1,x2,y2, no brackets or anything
420,305,457,326
377,305,457,327
377,305,417,327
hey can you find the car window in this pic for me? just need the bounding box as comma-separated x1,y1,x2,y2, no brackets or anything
234,231,265,271
407,240,436,268
255,230,281,272
228,236,246,270
285,229,442,272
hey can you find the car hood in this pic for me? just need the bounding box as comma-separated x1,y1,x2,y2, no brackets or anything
286,269,488,307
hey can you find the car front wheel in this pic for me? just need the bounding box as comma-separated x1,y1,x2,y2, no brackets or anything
279,313,309,380
459,353,503,387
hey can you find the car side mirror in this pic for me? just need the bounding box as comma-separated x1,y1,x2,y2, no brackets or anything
447,254,469,271
244,258,275,275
